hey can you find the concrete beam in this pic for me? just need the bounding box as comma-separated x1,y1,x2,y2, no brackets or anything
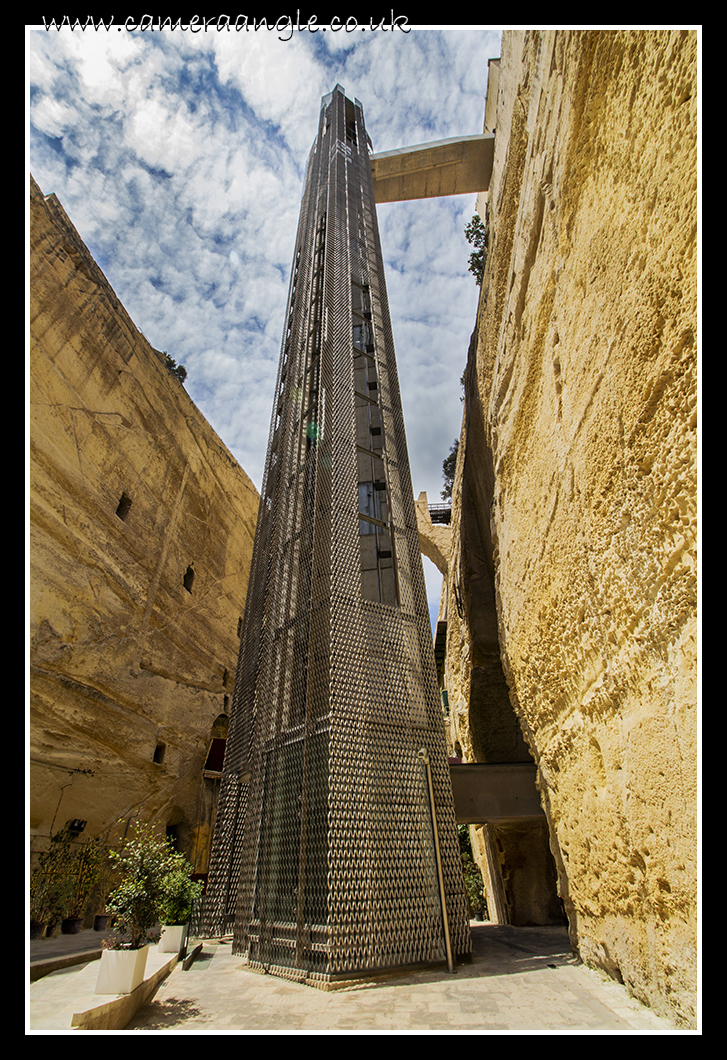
371,134,495,203
449,763,545,824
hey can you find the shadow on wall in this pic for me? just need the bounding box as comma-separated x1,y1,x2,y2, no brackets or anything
457,337,564,928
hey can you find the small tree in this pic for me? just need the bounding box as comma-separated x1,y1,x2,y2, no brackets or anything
464,214,488,286
158,866,203,926
64,840,102,918
162,351,188,383
91,835,118,915
30,865,59,927
30,825,80,929
441,439,459,501
105,822,179,949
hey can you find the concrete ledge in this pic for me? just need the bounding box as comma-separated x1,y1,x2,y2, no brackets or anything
30,947,102,983
71,951,178,1030
183,941,204,970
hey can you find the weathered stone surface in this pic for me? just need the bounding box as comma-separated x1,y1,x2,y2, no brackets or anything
448,30,697,1026
30,176,259,872
415,491,452,575
436,337,560,930
470,819,563,927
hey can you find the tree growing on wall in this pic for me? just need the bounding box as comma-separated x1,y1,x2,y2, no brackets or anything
162,351,188,383
441,439,459,501
464,213,488,286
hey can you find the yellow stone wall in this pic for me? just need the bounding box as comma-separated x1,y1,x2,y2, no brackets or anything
451,30,697,1026
30,176,259,872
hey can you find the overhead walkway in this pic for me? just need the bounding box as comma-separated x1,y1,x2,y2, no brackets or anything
371,133,495,203
450,762,545,824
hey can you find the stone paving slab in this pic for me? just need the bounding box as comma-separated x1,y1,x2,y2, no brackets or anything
28,946,176,1030
28,924,684,1033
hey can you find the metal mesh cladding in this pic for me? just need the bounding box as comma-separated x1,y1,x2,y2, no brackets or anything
203,86,470,983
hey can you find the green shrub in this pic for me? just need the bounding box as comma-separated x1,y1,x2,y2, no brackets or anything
106,822,180,949
458,825,487,918
158,867,203,926
105,822,201,947
30,826,102,926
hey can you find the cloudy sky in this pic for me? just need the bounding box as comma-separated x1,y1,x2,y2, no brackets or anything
28,24,502,626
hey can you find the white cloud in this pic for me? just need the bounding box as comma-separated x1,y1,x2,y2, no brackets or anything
29,26,501,616
212,35,328,154
30,94,77,137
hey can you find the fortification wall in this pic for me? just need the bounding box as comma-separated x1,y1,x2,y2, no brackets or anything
30,176,259,871
456,30,697,1025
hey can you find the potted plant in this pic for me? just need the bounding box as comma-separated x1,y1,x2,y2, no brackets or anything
61,840,102,933
91,837,117,931
30,826,75,937
95,821,177,995
30,867,53,939
93,910,112,933
158,862,203,955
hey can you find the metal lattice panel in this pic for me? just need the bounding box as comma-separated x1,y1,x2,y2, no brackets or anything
203,86,470,983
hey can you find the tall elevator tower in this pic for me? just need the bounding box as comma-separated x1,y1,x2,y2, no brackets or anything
204,86,470,985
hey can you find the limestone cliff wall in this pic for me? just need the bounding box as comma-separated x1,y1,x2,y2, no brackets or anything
30,176,259,872
453,31,697,1025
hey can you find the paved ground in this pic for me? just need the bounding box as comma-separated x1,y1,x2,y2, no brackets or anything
28,923,683,1033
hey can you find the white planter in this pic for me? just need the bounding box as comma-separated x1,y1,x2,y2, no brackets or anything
158,923,188,954
95,944,150,994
